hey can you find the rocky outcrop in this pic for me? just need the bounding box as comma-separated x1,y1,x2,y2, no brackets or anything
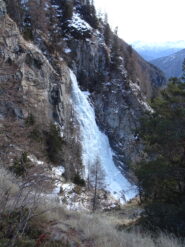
65,31,165,167
0,9,82,177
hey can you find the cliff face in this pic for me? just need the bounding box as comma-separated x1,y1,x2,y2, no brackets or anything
1,0,166,178
59,4,166,166
0,5,82,178
66,36,165,166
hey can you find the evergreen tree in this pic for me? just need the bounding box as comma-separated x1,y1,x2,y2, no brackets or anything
45,124,64,164
104,23,112,46
80,0,99,29
60,0,73,22
181,58,185,82
110,35,122,71
135,78,185,235
47,1,62,46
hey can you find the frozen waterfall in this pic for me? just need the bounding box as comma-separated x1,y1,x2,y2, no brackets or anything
70,70,137,201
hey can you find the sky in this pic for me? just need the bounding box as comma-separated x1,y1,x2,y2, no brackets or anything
94,0,185,44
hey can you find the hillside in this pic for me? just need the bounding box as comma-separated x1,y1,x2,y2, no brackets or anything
0,0,177,245
151,48,185,78
1,0,166,180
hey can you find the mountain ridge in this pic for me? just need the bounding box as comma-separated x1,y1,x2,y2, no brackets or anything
132,40,185,61
150,48,185,78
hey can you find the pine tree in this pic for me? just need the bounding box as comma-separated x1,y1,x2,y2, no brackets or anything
80,0,99,29
61,0,73,22
104,23,112,46
110,35,122,71
135,79,185,235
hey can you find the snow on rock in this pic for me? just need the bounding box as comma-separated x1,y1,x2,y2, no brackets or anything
64,48,72,54
70,70,137,202
51,166,65,195
52,166,65,177
55,182,121,211
28,154,44,165
68,13,92,33
50,168,123,211
83,91,91,97
129,81,154,113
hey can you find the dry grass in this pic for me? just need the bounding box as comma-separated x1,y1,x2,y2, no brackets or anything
0,166,184,247
157,233,184,247
38,201,184,247
66,213,184,247
0,167,19,195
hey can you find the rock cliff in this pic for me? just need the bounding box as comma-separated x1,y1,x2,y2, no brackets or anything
1,0,166,181
0,4,82,178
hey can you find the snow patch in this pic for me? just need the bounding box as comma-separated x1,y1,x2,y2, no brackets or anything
52,166,65,177
83,91,91,96
68,13,92,32
64,48,72,54
28,155,44,165
129,81,154,112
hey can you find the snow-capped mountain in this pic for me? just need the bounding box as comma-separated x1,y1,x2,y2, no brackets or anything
132,40,185,61
151,48,185,79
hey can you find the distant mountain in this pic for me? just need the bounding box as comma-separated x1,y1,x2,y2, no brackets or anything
150,49,185,79
132,40,185,61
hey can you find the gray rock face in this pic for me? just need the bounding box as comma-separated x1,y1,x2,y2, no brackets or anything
0,14,81,178
0,0,6,17
1,0,166,178
66,34,165,168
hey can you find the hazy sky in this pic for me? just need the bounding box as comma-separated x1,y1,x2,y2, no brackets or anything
94,0,185,44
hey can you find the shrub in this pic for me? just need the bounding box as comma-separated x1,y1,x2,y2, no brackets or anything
135,80,185,236
9,152,31,176
22,27,34,41
29,127,43,143
0,239,10,247
15,239,36,247
0,208,43,246
61,0,73,22
25,113,35,127
80,3,99,29
104,24,112,46
73,173,86,187
45,124,64,164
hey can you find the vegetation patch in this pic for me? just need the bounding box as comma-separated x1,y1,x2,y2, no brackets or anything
45,124,64,164
135,77,185,236
9,152,32,177
73,173,86,187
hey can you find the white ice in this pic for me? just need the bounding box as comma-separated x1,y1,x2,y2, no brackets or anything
70,70,137,201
